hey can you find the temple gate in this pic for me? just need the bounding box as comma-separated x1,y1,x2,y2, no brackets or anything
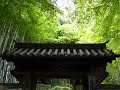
1,41,120,90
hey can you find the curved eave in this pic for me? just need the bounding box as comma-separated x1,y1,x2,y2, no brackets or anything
2,53,117,64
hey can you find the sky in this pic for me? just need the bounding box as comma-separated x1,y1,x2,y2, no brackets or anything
55,0,76,13
51,0,76,24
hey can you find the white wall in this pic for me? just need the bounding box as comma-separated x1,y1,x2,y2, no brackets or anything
0,85,8,90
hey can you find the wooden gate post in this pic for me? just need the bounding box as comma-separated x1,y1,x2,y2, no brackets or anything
88,75,96,90
88,65,96,90
22,72,36,90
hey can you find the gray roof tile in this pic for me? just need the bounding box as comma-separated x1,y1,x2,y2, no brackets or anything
6,48,113,57
2,42,119,60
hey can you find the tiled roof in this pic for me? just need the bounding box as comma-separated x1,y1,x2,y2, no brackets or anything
1,42,119,84
5,48,114,57
3,43,117,59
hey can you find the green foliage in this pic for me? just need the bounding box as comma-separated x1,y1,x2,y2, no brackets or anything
0,0,58,43
50,86,72,90
78,0,120,85
46,24,79,43
74,0,120,84
103,58,120,84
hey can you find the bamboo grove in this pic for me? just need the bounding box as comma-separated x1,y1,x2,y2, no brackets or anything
0,0,120,88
